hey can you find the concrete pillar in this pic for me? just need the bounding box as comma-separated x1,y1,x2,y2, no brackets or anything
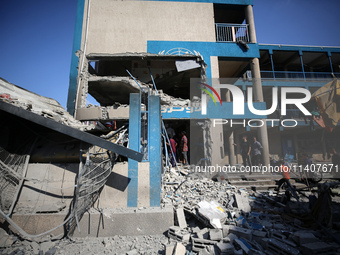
225,91,236,166
228,131,236,166
246,4,270,167
245,5,257,44
210,56,225,166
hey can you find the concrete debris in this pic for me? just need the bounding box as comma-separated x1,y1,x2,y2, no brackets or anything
2,165,340,254
173,242,186,255
175,208,188,229
0,228,16,248
0,78,94,131
161,166,340,254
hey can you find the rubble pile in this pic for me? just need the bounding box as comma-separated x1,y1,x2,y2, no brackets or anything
162,166,340,254
1,164,340,254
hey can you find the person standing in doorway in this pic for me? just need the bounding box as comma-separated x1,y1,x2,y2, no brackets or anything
233,135,252,167
251,136,263,167
240,135,252,167
180,131,189,165
169,136,177,167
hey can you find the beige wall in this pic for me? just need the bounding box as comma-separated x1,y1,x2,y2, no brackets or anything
84,0,216,54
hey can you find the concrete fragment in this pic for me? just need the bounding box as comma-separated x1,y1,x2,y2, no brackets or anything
259,220,273,229
40,241,55,254
248,249,266,255
45,247,57,255
226,233,238,243
173,242,186,255
252,230,267,243
191,237,217,252
234,194,251,213
216,242,234,254
291,231,318,245
175,208,187,229
229,226,252,241
300,241,336,254
222,225,230,237
168,226,190,243
165,244,175,255
30,241,40,254
192,226,201,233
262,238,299,255
234,238,251,254
0,228,15,248
197,228,209,239
234,248,243,255
209,229,223,241
198,246,215,255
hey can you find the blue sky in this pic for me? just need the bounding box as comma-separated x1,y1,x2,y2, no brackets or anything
0,0,339,109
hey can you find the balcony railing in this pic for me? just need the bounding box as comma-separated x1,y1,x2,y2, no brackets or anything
268,109,306,121
215,23,249,43
260,71,340,80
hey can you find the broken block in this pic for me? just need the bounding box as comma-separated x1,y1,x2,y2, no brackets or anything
222,225,230,237
300,241,336,254
262,238,299,255
168,226,190,243
234,239,252,254
197,228,210,240
252,230,267,243
291,231,318,245
209,229,223,241
191,237,217,252
234,194,251,213
229,226,252,241
226,233,238,243
165,244,175,255
173,242,186,255
175,208,187,229
0,228,15,248
216,242,234,254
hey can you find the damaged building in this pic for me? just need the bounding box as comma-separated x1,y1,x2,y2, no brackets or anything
67,0,340,170
1,0,340,254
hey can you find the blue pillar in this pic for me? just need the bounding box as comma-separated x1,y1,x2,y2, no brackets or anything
128,93,141,207
149,95,161,207
67,0,85,115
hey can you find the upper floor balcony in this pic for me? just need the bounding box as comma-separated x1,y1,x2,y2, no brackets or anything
215,23,249,43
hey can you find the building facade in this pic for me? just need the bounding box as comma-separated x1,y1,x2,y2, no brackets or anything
67,0,340,182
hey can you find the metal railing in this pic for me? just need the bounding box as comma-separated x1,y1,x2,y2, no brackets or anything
260,71,340,80
215,23,249,43
268,109,306,120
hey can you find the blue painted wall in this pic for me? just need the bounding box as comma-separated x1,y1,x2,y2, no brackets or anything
67,0,85,116
149,95,162,207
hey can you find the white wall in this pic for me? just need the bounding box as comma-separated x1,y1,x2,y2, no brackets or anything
84,0,216,54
